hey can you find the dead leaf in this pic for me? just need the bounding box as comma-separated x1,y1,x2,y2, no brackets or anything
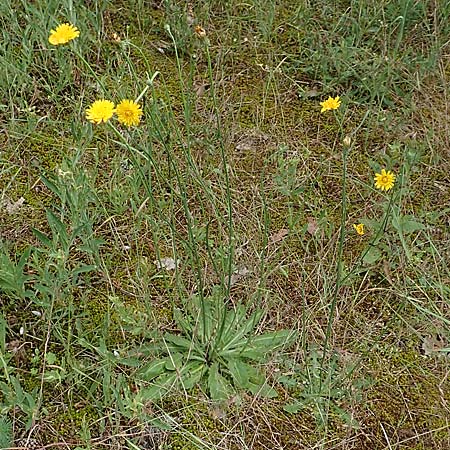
7,339,28,365
422,335,448,356
187,4,195,26
235,130,271,152
299,89,320,98
269,229,289,244
230,266,251,286
307,217,319,235
5,196,25,214
150,40,171,54
155,257,177,271
194,81,210,97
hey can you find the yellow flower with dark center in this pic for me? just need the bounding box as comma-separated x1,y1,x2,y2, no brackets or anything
116,99,143,127
374,169,396,191
353,223,365,235
86,100,115,124
320,96,341,113
49,23,80,45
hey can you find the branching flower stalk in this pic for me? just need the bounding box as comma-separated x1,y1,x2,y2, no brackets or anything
340,186,396,285
164,24,209,342
320,123,349,375
320,107,397,376
165,25,235,349
203,36,237,356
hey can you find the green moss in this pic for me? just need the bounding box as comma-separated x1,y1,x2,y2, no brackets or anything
52,404,100,439
0,124,68,248
161,396,224,450
363,345,450,447
79,293,112,331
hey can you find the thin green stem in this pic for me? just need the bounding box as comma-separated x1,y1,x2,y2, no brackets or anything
165,25,207,342
204,43,234,295
340,190,395,285
203,41,237,356
73,49,107,93
320,144,348,371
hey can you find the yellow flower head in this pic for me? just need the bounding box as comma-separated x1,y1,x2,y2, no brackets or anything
353,223,365,236
86,100,115,124
374,169,396,191
320,96,341,113
48,23,80,45
116,99,143,127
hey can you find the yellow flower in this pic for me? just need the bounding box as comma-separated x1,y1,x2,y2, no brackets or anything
86,100,115,124
48,23,80,45
353,223,365,235
116,99,143,127
320,96,341,113
374,169,396,191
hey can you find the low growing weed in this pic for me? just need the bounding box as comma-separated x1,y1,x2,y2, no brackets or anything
135,287,296,402
0,0,449,447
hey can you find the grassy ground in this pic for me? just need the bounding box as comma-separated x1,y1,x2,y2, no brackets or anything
1,0,449,449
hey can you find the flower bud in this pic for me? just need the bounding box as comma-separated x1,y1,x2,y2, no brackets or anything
343,136,351,147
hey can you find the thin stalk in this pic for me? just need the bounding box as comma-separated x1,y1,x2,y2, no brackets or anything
320,144,348,372
340,190,395,285
165,25,207,341
205,42,234,296
73,49,107,93
202,40,237,355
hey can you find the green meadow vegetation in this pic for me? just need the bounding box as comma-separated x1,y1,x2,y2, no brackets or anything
1,0,449,448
